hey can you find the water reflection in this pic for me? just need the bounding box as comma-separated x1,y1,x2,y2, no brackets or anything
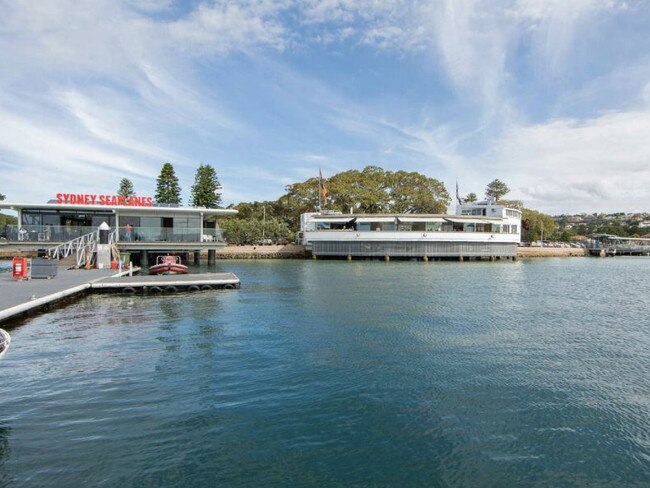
1,259,649,487
0,424,11,486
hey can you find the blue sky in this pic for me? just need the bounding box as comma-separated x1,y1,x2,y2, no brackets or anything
1,0,650,214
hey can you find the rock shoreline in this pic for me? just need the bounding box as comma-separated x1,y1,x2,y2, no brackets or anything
516,247,588,258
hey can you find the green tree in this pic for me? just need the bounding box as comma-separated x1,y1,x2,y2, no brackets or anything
275,166,450,229
155,162,182,205
190,164,222,208
220,217,293,245
387,170,449,214
234,201,279,220
522,208,556,241
498,199,524,211
485,179,510,201
463,192,477,204
117,178,135,198
0,192,5,201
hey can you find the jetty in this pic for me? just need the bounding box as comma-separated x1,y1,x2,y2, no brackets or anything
587,235,650,257
0,266,241,325
92,273,240,293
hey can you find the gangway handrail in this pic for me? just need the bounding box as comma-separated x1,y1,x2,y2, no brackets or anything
47,230,99,268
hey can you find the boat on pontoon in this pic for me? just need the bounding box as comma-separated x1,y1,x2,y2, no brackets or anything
0,329,10,359
149,255,189,275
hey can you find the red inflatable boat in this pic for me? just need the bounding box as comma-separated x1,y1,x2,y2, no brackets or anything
149,255,189,275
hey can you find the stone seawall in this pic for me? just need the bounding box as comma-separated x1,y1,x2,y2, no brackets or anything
216,244,307,259
0,246,38,258
517,247,588,258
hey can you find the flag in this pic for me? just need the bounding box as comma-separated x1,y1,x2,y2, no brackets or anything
456,180,462,205
319,168,328,206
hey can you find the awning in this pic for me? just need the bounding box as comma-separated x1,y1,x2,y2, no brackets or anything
356,217,397,223
312,217,357,224
444,217,500,225
397,217,445,223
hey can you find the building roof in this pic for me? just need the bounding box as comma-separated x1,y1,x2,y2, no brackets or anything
0,202,238,217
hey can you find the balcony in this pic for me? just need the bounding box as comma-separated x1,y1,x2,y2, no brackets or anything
120,227,224,243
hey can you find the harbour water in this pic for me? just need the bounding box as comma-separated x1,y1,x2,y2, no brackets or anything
1,258,649,486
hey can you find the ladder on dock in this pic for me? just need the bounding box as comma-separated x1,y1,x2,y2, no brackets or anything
47,230,117,268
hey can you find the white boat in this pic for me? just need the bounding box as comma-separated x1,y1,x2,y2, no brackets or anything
298,200,522,259
0,329,10,359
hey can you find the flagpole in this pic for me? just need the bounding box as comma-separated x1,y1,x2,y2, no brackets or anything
318,169,322,210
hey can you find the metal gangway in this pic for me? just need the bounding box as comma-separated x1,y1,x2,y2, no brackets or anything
588,234,650,256
47,230,117,268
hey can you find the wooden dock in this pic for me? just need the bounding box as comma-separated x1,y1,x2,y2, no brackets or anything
0,267,240,325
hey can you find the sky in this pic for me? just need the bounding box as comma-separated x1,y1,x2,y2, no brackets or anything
1,0,650,215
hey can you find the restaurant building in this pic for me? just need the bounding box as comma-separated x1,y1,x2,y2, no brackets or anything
0,193,237,264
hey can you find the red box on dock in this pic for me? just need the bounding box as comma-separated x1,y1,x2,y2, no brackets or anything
12,257,30,280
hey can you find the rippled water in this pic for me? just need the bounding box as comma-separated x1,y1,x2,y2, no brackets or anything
1,258,649,487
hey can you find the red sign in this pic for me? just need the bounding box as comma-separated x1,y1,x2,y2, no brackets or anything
56,193,154,207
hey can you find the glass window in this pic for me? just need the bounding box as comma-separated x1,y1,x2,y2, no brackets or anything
22,212,41,225
140,217,161,228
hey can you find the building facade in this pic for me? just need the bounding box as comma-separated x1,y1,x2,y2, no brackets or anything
298,200,521,259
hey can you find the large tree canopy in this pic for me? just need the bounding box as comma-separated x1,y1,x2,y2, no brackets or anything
155,162,182,205
522,208,557,241
276,166,450,228
190,164,222,208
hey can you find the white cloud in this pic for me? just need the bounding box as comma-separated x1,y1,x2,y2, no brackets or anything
491,109,650,213
1,0,648,214
168,1,289,54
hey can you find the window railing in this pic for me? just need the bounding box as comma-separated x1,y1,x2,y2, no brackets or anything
1,225,225,243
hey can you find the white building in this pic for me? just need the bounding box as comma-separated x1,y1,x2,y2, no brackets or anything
298,200,521,259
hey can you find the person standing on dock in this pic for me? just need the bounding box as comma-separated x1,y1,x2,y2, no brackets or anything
125,223,132,241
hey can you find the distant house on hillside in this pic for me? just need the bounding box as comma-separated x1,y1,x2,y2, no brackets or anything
638,221,650,228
